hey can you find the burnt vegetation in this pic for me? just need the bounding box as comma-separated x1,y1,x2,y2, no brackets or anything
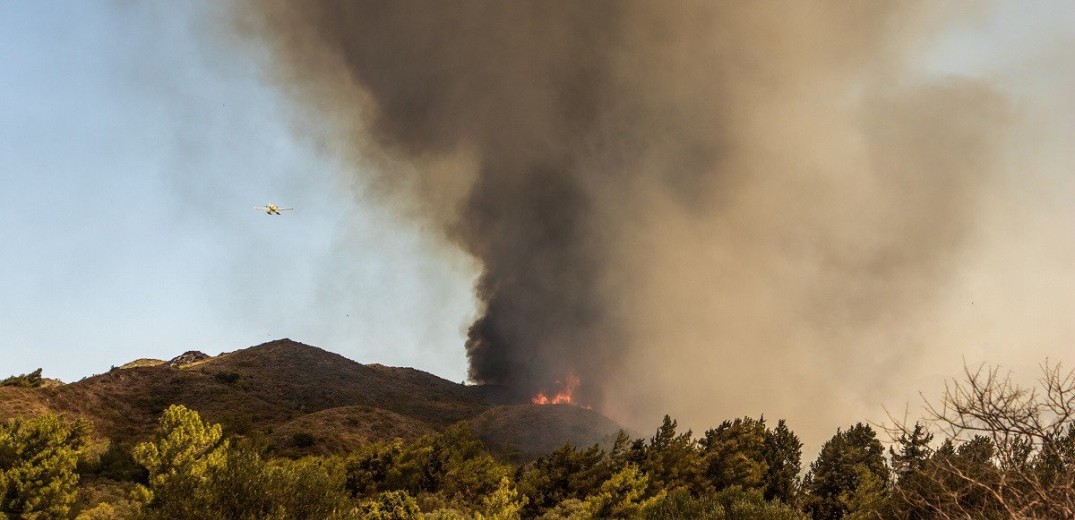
2,343,1074,518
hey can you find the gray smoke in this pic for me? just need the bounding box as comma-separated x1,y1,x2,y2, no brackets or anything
229,1,1014,438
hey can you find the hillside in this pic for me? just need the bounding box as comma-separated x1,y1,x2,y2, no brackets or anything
0,339,623,460
467,404,624,459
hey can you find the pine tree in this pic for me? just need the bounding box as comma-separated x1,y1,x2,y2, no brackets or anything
479,477,527,520
762,419,802,506
583,465,661,519
132,404,229,517
642,416,704,493
700,417,768,493
803,423,889,520
886,422,934,519
519,442,611,514
608,430,633,471
890,422,933,484
0,414,89,518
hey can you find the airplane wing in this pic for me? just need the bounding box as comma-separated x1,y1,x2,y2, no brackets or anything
279,208,294,211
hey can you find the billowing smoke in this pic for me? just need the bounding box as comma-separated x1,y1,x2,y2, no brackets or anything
230,2,1017,440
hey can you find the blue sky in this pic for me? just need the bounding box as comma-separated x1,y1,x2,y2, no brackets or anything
2,2,1073,386
1,2,477,382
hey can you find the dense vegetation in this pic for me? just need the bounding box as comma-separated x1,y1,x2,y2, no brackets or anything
2,361,1074,519
0,369,44,388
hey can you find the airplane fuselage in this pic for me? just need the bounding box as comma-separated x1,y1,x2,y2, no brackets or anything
256,203,291,215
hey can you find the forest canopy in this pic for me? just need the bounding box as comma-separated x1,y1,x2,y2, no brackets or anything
1,362,1074,519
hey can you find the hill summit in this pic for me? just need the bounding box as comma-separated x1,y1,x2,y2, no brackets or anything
0,339,622,459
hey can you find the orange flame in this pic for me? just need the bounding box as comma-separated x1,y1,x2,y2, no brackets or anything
531,374,580,405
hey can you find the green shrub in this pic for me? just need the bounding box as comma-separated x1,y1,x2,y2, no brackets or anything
292,432,316,448
358,490,421,519
79,441,148,483
711,486,805,520
643,488,724,519
71,479,143,519
0,368,43,388
212,372,241,386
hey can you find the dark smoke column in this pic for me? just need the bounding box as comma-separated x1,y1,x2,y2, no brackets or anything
462,164,610,400
240,0,641,403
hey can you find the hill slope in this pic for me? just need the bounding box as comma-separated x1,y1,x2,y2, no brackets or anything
0,339,623,459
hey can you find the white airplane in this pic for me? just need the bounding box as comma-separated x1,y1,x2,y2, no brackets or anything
254,203,293,215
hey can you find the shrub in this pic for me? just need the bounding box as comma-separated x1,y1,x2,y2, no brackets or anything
0,368,43,388
78,440,148,483
292,432,316,448
643,488,724,519
212,372,241,386
71,478,143,520
358,490,422,519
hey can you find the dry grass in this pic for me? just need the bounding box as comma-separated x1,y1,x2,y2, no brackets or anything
117,358,164,369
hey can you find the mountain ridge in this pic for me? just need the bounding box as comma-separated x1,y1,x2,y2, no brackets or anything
0,338,622,460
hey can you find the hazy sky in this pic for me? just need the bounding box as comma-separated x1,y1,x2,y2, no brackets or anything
2,2,477,383
2,0,1074,445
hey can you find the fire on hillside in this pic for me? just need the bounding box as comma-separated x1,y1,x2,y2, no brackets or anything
531,374,582,406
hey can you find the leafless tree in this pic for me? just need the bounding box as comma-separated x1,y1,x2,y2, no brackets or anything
886,362,1075,519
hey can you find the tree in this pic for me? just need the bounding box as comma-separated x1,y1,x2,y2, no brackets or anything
608,430,634,471
134,406,353,519
266,456,352,520
344,440,406,498
642,416,705,493
478,477,527,520
0,414,89,518
762,419,803,506
519,443,612,514
582,465,662,519
345,424,509,512
204,444,351,520
199,444,285,519
701,417,768,493
930,436,1003,517
890,422,933,484
132,405,229,518
886,422,933,519
408,424,510,504
888,362,1075,518
803,423,889,520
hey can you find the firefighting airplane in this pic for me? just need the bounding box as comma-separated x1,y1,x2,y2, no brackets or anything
254,203,293,215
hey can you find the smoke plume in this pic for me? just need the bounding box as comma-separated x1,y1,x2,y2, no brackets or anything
231,1,1016,440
